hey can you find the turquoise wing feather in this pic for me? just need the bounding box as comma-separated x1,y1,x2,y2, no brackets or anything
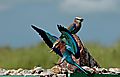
31,25,58,48
57,25,79,56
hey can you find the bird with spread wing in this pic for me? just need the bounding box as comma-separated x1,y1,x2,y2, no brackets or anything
31,24,90,75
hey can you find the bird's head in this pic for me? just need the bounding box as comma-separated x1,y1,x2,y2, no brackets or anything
74,16,83,24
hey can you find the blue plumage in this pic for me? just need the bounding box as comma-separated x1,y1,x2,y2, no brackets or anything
31,25,89,75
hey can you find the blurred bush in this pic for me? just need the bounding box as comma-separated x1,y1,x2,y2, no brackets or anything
0,41,120,69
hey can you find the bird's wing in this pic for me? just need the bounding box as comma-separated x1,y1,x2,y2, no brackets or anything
57,25,79,56
31,25,58,48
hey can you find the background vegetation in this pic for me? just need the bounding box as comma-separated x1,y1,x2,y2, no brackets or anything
0,41,120,69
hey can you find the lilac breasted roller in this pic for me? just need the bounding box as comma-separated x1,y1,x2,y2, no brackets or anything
31,25,90,75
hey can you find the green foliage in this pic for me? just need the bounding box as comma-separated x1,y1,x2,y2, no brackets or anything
0,42,59,69
85,42,120,68
0,41,120,69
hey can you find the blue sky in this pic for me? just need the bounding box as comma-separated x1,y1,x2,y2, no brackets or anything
0,0,120,47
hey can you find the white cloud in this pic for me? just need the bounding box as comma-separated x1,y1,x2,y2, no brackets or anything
59,0,119,14
0,0,52,12
0,4,10,11
0,0,119,13
0,5,6,10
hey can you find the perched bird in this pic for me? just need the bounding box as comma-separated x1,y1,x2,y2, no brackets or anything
57,16,84,65
59,17,100,70
67,16,83,34
31,25,90,75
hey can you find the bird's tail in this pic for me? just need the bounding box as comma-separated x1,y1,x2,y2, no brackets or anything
74,63,89,75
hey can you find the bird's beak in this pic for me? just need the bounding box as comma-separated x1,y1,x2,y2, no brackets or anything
80,19,83,22
50,49,56,55
50,49,54,53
